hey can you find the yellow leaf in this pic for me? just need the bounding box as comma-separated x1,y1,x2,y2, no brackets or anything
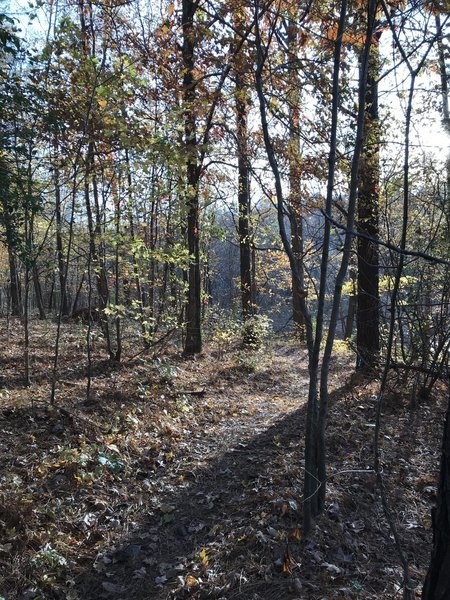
291,528,301,541
168,2,174,16
198,548,208,566
185,575,198,586
97,98,107,108
157,23,170,37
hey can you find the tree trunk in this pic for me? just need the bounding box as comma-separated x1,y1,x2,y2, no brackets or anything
290,209,306,340
32,264,46,320
47,273,55,311
233,11,254,327
435,15,450,219
344,268,357,340
113,177,122,362
182,0,202,355
287,14,306,342
54,156,69,316
356,38,380,369
236,69,254,323
422,388,450,600
421,32,450,575
125,148,148,345
8,249,21,317
84,145,112,358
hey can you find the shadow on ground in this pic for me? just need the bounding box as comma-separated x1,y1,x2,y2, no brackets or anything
73,375,387,600
74,399,308,600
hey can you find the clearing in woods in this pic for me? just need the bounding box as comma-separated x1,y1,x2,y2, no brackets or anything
0,318,445,599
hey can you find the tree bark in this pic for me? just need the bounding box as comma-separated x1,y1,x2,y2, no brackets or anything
422,387,450,600
8,248,21,317
422,20,450,599
183,0,202,355
287,13,306,342
356,38,380,369
236,70,254,323
84,144,112,358
344,268,357,340
32,263,46,320
54,154,69,316
124,148,148,345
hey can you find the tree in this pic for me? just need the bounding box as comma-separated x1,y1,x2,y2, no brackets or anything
234,7,255,327
0,14,22,317
356,29,381,369
182,0,202,355
286,6,307,342
422,390,450,600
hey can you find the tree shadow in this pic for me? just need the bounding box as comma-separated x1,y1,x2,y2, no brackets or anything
73,401,308,599
73,376,378,600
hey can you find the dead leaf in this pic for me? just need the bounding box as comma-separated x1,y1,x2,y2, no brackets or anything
185,575,199,587
321,562,341,574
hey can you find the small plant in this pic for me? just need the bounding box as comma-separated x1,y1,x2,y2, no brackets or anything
234,350,261,373
31,544,67,570
241,315,272,349
207,309,240,357
154,358,178,385
98,452,124,473
175,394,192,413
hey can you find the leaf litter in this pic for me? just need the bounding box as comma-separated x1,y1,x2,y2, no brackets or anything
0,319,446,599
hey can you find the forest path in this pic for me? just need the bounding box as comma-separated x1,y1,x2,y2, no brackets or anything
76,342,311,600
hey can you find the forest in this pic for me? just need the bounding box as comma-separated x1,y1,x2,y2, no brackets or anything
1,0,450,597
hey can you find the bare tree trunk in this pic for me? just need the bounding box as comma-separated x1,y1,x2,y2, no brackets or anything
287,13,306,342
113,177,122,362
344,268,357,340
47,273,55,311
32,263,46,320
316,0,379,517
84,143,113,358
54,152,69,316
301,0,348,533
423,385,450,600
23,269,31,386
357,37,380,369
290,209,306,339
234,20,254,327
183,0,202,355
435,14,450,215
236,73,254,323
147,173,158,337
8,249,21,317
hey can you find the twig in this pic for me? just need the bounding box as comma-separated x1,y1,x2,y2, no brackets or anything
322,211,450,267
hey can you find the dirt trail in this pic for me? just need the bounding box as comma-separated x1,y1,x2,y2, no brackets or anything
75,345,311,600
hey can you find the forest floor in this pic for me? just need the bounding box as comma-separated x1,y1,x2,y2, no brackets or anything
0,318,447,600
